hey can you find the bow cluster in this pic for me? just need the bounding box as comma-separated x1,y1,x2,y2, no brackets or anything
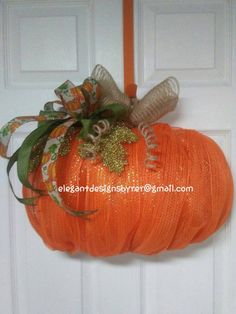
0,65,179,217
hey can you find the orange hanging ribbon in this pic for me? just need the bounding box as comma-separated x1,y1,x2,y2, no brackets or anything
123,0,137,98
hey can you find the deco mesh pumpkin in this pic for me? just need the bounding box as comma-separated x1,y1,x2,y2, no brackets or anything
0,65,233,257
23,123,233,256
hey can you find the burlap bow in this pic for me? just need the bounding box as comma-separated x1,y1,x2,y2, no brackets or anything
91,65,179,126
90,65,179,169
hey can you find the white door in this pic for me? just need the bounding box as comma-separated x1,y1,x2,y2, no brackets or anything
0,0,235,313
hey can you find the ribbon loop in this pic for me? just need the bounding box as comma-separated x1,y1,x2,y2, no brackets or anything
54,78,101,116
129,77,179,126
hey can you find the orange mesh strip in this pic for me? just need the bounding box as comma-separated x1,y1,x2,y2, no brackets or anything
123,0,137,98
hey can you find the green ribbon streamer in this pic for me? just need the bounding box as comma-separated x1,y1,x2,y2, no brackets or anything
7,149,38,205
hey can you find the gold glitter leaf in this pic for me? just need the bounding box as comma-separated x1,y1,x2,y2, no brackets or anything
101,125,138,173
78,124,138,173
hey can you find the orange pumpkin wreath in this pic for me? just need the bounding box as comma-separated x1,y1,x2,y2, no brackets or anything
0,65,233,256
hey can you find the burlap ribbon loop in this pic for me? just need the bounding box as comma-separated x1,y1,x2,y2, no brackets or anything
91,65,179,126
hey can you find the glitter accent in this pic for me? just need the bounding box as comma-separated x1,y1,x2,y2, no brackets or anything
100,125,138,173
29,135,48,172
78,124,138,173
58,126,78,157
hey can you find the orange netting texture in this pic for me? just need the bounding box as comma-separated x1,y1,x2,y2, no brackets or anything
23,124,233,256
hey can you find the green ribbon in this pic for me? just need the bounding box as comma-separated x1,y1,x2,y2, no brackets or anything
78,103,128,139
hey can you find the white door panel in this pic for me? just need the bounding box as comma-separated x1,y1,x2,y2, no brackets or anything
0,0,235,313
